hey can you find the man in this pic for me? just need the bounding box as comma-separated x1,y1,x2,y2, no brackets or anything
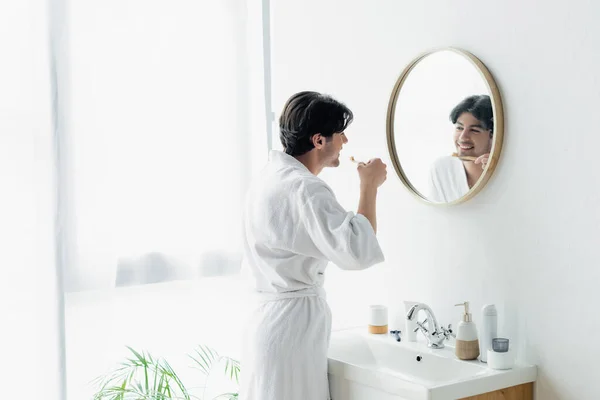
428,94,494,203
239,91,387,399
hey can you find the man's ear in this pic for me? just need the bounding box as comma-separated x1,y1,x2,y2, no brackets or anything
312,133,324,149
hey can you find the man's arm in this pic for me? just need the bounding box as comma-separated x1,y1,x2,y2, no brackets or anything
356,158,387,234
357,184,378,234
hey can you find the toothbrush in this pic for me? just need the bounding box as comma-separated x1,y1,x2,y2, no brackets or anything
451,152,478,161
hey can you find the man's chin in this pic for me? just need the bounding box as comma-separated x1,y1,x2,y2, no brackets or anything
457,150,477,157
328,158,341,168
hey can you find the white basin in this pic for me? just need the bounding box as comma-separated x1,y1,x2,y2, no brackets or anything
327,328,537,400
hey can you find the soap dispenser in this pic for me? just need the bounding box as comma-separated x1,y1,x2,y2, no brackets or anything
454,301,480,360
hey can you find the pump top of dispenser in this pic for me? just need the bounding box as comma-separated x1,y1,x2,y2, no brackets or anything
455,301,473,322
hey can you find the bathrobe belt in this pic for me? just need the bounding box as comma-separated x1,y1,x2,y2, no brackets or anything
252,286,326,303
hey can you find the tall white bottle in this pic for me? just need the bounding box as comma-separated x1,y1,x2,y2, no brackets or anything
480,304,497,363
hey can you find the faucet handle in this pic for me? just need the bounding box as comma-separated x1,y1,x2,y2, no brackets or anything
414,318,429,333
440,324,456,339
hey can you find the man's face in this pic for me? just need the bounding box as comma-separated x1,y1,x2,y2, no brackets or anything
453,112,493,157
322,132,348,168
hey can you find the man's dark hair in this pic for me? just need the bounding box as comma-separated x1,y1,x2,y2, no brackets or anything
279,91,353,156
449,94,494,134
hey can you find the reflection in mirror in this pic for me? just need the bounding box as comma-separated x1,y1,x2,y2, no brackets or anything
388,49,503,204
428,94,493,202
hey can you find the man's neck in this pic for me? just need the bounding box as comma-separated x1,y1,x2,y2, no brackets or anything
463,161,484,188
295,151,323,175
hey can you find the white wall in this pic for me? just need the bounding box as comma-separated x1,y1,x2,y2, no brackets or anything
270,1,600,398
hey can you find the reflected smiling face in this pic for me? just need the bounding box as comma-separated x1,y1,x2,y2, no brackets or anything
453,112,493,157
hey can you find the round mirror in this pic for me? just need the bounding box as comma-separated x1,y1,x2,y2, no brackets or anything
386,48,504,205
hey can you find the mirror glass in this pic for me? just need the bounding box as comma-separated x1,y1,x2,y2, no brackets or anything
388,49,503,204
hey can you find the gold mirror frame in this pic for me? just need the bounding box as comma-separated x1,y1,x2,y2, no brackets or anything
386,47,504,206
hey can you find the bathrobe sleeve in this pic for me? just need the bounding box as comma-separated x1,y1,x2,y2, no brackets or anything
299,182,385,270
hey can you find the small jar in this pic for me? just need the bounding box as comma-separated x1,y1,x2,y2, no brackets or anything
488,338,513,370
368,305,388,334
492,338,510,353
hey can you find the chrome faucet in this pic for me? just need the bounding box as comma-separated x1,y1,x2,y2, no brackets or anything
406,302,454,349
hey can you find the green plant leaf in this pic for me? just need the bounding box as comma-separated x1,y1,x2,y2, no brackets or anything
93,344,238,400
222,356,240,385
212,393,239,400
189,345,218,376
92,346,190,400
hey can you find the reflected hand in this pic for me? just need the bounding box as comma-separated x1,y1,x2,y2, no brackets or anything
474,153,490,170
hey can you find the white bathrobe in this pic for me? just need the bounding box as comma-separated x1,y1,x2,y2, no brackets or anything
239,150,385,400
427,156,470,203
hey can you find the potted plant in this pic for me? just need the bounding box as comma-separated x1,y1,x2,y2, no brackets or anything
92,345,240,400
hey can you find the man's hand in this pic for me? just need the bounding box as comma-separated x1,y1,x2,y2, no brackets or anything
474,153,490,170
357,158,387,189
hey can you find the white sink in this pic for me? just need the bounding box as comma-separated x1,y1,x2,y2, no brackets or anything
327,328,537,400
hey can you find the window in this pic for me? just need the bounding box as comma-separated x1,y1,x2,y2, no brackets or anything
63,0,263,292
59,1,270,398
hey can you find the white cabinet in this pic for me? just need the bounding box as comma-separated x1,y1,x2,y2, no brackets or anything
329,374,409,400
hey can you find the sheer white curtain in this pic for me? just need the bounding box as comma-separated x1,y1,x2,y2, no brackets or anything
0,0,64,399
58,0,270,399
0,0,268,397
61,0,267,292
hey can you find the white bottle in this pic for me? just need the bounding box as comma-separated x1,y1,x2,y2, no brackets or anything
480,304,498,363
454,301,480,360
